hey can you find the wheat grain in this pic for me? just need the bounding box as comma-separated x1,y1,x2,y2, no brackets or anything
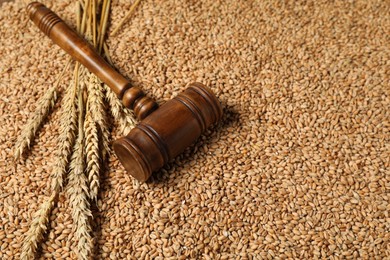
2,0,390,259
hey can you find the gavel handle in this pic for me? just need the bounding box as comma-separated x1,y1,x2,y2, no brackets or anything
26,2,158,120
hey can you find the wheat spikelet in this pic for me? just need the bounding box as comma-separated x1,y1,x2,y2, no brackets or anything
13,86,58,160
118,105,138,134
20,192,56,260
104,84,137,134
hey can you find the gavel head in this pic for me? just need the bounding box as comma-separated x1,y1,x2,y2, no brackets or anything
113,83,222,182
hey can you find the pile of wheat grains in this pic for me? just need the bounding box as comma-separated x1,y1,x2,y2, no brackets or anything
0,0,389,259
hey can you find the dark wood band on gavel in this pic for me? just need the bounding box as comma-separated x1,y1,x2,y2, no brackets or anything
27,2,158,120
27,2,223,182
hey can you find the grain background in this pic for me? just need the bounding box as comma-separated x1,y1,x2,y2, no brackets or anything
0,0,389,259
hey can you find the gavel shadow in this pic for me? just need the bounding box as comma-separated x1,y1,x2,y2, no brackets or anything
147,102,239,185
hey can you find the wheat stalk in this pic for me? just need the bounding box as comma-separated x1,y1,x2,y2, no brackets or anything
20,192,56,260
97,0,111,52
80,0,90,35
111,0,141,36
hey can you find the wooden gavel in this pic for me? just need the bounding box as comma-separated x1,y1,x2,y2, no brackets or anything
27,2,222,182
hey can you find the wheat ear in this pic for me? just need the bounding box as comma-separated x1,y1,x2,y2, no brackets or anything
68,136,93,260
50,67,80,193
67,68,93,260
84,74,103,201
13,86,57,160
14,59,71,161
67,3,93,257
88,74,110,154
84,109,100,201
82,0,111,200
20,192,56,260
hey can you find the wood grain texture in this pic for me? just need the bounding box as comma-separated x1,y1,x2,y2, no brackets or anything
114,83,223,182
